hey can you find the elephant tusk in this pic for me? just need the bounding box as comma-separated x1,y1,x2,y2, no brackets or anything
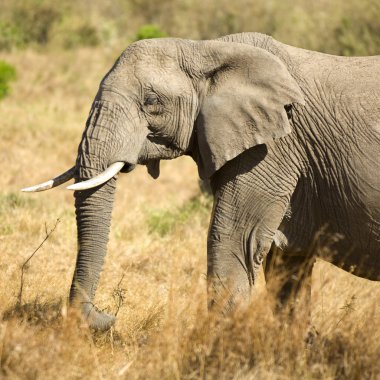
21,166,76,192
66,162,125,191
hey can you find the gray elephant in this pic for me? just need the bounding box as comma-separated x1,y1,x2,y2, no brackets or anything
23,33,380,331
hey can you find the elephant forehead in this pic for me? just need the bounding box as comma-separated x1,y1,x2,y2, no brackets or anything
121,39,179,65
134,61,179,78
134,64,193,95
103,40,194,96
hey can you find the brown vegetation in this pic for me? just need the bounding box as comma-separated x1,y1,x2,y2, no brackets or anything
1,1,380,378
1,0,380,55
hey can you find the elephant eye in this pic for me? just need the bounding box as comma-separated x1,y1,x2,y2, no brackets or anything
143,94,164,115
144,95,159,106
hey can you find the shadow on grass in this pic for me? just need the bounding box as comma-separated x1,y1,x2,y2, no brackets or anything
3,298,64,327
1,297,128,350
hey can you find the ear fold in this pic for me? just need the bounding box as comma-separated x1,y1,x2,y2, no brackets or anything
194,41,305,179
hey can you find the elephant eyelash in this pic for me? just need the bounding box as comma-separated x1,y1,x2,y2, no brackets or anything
142,95,165,116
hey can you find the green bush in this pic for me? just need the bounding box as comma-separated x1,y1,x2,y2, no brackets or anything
135,24,167,41
0,60,16,100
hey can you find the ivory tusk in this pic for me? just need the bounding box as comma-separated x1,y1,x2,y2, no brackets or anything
66,162,125,191
21,166,76,192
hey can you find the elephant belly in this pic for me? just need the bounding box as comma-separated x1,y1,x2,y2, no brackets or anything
277,192,380,281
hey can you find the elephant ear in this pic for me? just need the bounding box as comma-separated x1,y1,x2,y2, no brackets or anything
195,41,305,179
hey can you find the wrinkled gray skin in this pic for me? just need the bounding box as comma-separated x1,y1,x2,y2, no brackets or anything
70,33,380,330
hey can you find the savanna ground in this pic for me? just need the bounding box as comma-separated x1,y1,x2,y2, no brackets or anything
1,1,380,379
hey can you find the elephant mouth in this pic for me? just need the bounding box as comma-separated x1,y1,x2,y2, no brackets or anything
138,137,184,165
120,162,136,173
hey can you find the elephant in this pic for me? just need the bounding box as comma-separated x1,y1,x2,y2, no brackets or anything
23,32,380,331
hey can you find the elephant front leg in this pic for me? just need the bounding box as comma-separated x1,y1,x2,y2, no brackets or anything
207,223,274,311
207,170,296,311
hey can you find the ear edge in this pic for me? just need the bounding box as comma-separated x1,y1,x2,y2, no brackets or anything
192,41,306,179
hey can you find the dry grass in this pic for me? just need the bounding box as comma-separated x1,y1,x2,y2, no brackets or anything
2,0,380,54
1,46,380,379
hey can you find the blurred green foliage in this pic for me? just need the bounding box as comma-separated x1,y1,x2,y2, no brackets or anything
0,192,35,216
0,60,16,100
61,24,100,49
135,25,167,41
147,194,212,237
0,0,101,50
0,0,61,49
0,21,25,50
0,0,379,54
0,192,37,234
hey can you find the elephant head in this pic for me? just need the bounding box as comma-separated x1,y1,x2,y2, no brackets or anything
23,38,304,330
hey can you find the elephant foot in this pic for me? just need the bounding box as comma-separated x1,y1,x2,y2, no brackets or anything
80,302,116,331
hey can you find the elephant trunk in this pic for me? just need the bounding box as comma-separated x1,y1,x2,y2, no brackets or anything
69,179,117,331
69,100,125,330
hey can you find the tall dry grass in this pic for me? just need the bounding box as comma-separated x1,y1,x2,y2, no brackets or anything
1,38,380,380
